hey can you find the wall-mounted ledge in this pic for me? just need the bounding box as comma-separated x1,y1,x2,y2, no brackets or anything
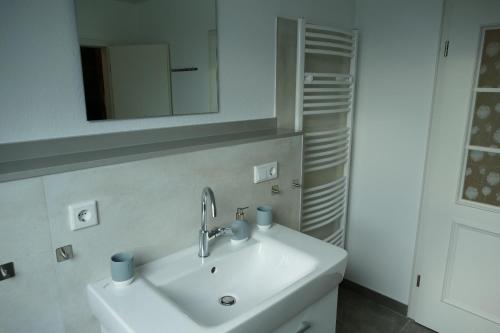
0,119,302,183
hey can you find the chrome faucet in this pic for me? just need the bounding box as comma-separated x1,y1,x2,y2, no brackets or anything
198,187,231,257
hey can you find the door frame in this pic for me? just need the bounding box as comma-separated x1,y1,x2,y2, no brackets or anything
407,0,448,319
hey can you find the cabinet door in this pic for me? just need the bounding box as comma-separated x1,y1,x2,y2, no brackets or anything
274,288,338,333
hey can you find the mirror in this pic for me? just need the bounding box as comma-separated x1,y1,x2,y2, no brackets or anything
75,0,218,121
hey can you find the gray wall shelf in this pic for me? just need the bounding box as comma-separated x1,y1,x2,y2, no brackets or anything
0,119,301,183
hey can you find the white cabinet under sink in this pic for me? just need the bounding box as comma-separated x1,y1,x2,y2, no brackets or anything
274,288,338,333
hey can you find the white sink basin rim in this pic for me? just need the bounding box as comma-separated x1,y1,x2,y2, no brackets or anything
87,224,347,333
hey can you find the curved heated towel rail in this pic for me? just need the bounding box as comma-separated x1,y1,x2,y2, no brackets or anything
296,20,358,249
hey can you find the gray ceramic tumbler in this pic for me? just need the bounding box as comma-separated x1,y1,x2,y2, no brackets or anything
256,205,273,229
111,252,134,287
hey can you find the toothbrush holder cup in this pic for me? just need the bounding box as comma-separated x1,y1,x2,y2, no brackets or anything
111,252,135,287
256,205,273,229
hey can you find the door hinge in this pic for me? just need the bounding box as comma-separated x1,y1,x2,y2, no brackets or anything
444,40,450,57
416,274,421,287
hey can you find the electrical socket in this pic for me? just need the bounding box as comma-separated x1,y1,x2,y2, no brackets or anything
253,161,278,183
68,201,99,231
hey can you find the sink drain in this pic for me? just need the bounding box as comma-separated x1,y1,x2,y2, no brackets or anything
219,295,236,306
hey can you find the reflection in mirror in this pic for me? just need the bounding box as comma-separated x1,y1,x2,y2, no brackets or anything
75,0,219,120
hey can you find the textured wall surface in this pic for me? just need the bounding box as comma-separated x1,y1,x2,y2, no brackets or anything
0,136,302,333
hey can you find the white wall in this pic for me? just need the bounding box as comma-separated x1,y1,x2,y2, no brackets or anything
75,0,139,43
0,0,354,144
346,0,443,304
138,0,217,115
0,0,446,307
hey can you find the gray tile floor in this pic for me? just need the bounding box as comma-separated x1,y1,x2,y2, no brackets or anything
336,286,436,333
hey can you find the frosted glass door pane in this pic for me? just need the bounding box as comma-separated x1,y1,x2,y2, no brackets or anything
470,93,500,147
478,29,500,88
463,151,500,206
461,27,500,209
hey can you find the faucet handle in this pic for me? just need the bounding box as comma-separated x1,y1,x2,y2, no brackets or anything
209,226,232,239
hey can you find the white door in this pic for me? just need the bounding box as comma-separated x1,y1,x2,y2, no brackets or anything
410,0,500,332
108,44,172,118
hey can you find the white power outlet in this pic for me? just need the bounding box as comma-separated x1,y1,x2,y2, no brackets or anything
68,201,99,231
253,161,278,183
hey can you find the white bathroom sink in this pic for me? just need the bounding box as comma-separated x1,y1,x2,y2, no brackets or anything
155,237,316,327
87,224,347,333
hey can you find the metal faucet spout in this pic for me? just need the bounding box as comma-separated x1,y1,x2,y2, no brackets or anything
201,187,216,229
199,187,217,257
